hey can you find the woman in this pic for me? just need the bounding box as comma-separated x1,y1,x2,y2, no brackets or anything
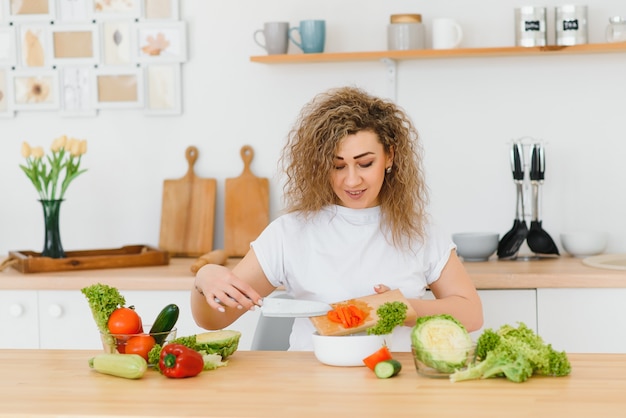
191,86,483,351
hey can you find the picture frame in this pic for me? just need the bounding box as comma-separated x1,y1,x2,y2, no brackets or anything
143,63,180,115
50,23,99,66
0,26,17,66
12,69,59,110
7,0,55,22
134,21,186,63
0,67,15,118
93,67,143,109
90,0,140,20
56,0,91,22
100,20,134,66
17,23,51,68
140,0,178,21
59,66,96,117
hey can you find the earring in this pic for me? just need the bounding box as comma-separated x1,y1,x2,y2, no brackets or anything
385,166,392,174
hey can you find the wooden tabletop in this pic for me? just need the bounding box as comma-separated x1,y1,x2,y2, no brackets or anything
0,350,624,417
1,255,625,290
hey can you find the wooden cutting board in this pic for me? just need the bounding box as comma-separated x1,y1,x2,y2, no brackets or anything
309,289,418,336
159,146,217,257
224,145,269,257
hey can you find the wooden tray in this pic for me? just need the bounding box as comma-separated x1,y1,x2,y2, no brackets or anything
7,245,170,274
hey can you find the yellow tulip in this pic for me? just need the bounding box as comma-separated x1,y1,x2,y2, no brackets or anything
32,146,44,159
70,139,82,157
51,135,67,152
79,139,88,155
21,142,32,158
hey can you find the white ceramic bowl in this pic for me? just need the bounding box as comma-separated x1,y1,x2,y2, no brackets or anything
311,332,390,367
452,232,499,261
560,231,608,258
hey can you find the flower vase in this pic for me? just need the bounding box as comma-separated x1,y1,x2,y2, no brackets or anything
40,199,65,258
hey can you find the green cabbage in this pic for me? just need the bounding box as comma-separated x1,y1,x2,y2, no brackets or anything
411,314,473,373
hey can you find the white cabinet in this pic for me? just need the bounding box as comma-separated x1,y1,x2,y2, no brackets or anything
537,288,626,353
0,290,39,348
424,289,537,339
0,289,261,351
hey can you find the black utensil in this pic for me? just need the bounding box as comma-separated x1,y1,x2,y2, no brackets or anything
497,142,529,259
526,143,559,256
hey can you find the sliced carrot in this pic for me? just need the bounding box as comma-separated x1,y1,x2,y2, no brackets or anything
362,346,393,371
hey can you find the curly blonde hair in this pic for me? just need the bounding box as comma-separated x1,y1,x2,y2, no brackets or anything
279,86,428,248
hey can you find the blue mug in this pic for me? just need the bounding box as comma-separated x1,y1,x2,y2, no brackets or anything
289,20,326,53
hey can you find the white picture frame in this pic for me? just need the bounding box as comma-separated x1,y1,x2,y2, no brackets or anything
56,0,92,22
134,21,186,63
0,26,17,66
50,23,99,66
0,67,15,117
12,69,59,110
140,0,178,21
90,0,140,20
100,20,134,66
7,0,55,22
93,67,143,109
17,23,51,68
143,63,180,115
59,66,96,117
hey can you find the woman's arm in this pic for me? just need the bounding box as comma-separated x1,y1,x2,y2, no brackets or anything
191,248,276,330
408,250,484,332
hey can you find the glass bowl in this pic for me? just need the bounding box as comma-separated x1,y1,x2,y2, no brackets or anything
100,325,177,359
411,343,475,378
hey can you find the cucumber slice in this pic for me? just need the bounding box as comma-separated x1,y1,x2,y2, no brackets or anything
374,359,402,379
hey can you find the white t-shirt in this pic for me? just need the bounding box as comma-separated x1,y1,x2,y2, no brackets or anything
251,204,455,351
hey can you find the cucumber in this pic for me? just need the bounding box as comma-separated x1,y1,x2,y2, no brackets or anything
149,303,180,345
89,353,147,379
374,359,402,379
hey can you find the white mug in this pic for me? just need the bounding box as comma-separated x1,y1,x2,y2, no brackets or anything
432,18,463,49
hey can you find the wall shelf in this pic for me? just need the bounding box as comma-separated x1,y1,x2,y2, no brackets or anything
250,42,626,64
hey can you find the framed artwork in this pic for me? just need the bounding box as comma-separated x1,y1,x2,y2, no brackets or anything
144,63,180,115
8,0,55,22
134,21,186,63
59,66,96,116
56,0,91,22
12,70,59,110
50,24,99,66
141,0,178,21
0,68,15,117
0,26,17,66
100,20,133,66
93,67,143,109
17,23,50,68
91,0,140,20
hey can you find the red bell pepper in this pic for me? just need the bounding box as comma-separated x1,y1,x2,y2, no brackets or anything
159,344,204,378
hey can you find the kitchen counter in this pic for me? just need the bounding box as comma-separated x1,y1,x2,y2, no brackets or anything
0,349,623,417
1,255,624,290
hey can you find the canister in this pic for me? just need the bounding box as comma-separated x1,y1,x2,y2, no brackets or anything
555,5,588,45
606,16,626,43
515,6,547,47
387,14,425,50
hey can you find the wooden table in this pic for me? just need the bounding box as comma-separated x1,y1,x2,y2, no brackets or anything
0,350,624,417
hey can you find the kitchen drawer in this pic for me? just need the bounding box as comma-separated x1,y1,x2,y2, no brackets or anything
0,290,39,348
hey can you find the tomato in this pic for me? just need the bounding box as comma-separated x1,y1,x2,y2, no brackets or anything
108,307,143,335
362,346,393,371
125,334,156,361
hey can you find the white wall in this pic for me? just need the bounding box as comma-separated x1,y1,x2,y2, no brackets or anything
1,0,625,257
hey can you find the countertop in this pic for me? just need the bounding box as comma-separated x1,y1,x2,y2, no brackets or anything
1,255,625,290
0,349,624,417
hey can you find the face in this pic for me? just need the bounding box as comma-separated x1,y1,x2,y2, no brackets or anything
331,130,393,209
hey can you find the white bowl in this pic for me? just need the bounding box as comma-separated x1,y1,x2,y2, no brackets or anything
560,231,608,258
452,232,499,262
311,332,390,367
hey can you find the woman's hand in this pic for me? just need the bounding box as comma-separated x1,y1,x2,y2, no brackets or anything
194,264,262,313
374,284,390,294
